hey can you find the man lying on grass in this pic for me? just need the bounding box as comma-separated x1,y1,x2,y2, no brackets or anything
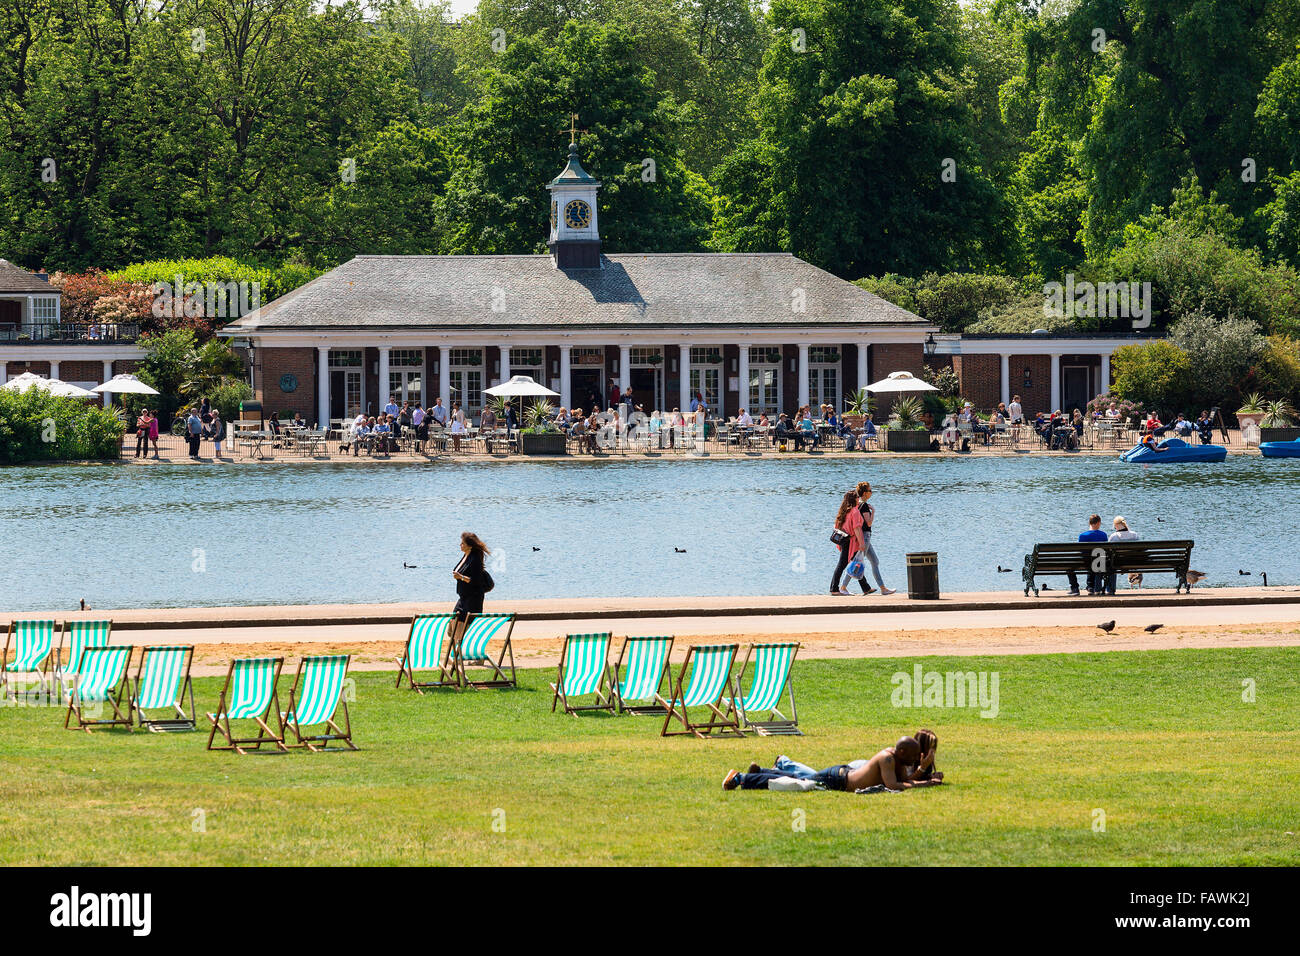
723,732,943,793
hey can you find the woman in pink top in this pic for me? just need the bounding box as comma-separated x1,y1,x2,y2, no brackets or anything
148,408,160,457
831,490,874,595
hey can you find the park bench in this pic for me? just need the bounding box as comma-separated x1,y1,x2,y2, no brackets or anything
1022,540,1195,596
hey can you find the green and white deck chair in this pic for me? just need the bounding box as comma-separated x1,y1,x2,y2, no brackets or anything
1,618,56,699
725,642,802,736
658,643,743,738
452,613,517,689
612,635,674,715
394,614,459,692
282,654,357,751
206,657,288,754
550,633,614,715
64,644,134,732
131,645,196,732
54,619,113,698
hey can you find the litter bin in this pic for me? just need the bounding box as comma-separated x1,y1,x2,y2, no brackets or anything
906,552,939,600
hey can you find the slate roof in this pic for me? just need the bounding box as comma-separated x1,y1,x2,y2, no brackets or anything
224,253,925,332
0,259,59,295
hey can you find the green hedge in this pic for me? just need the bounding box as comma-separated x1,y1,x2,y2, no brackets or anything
0,390,126,464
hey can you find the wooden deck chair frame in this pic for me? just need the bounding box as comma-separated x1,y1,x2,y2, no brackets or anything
64,645,135,732
53,619,113,696
726,642,802,736
283,654,358,752
206,657,288,754
612,635,674,715
132,645,196,732
394,613,460,692
658,643,744,738
550,633,615,715
1,618,56,699
452,613,517,689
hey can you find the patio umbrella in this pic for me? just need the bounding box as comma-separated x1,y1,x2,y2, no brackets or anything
91,373,160,396
483,374,560,426
0,371,98,399
863,371,938,394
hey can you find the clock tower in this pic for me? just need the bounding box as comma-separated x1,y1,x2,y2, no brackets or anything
547,139,601,270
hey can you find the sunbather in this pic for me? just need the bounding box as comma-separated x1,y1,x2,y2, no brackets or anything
722,735,943,792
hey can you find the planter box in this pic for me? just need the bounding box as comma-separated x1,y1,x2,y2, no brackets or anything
1259,426,1300,443
519,432,567,456
882,429,933,452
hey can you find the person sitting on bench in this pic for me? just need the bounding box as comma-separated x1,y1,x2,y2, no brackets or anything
1067,513,1109,595
1196,410,1214,445
722,736,943,792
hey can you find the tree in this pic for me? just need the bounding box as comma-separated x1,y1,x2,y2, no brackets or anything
434,22,712,255
712,0,1004,278
1110,340,1191,410
1167,309,1267,412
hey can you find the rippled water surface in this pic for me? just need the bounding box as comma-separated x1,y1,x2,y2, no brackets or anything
2,455,1296,611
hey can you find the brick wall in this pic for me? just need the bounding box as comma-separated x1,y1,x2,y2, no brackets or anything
58,360,104,384
954,353,1001,411
1011,354,1052,417
112,359,141,375
257,347,317,420
5,360,50,377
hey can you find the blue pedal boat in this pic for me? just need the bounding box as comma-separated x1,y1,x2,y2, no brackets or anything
1260,438,1300,458
1120,437,1227,463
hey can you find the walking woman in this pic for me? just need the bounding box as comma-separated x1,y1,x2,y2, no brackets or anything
855,481,896,595
830,490,874,595
452,532,492,622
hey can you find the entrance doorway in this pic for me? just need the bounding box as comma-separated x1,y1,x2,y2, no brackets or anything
571,368,603,413
629,367,661,414
1062,365,1091,415
330,368,362,421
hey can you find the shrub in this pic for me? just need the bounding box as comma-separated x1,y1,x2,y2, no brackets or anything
1110,341,1191,410
1167,310,1267,412
0,389,125,464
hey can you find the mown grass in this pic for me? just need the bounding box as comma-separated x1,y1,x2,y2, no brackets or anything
2,647,1297,866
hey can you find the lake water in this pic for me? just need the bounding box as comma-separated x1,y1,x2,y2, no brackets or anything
2,455,1297,612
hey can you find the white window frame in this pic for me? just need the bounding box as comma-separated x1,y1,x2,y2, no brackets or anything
449,348,485,414
747,346,782,416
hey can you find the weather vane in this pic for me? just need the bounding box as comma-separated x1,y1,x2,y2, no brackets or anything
565,113,587,145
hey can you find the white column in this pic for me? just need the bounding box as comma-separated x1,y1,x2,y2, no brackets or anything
439,346,452,406
1100,353,1111,395
498,345,511,385
101,360,113,407
317,347,330,427
49,359,60,380
1000,353,1011,408
24,295,33,335
856,342,868,398
0,360,7,385
378,346,391,409
559,345,572,410
797,344,810,411
738,343,750,413
678,343,691,412
1049,353,1061,413
618,345,630,394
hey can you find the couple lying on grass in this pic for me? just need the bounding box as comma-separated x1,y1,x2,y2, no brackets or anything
723,730,942,793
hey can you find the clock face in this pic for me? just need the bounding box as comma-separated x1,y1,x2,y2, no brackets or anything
564,199,591,229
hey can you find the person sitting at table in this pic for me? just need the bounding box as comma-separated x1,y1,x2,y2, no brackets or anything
373,415,392,452
553,407,571,431
448,415,466,452
995,402,1010,422
1144,411,1163,435
774,413,804,450
1072,409,1085,435
293,412,307,428
939,413,960,450
798,409,818,448
350,419,371,456
960,403,990,445
737,408,754,428
480,406,497,430
1174,412,1194,437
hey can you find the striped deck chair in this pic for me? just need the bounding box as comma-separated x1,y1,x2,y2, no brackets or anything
282,654,357,751
54,619,113,697
658,643,743,738
206,657,288,754
550,633,614,715
64,645,134,732
394,614,458,692
725,642,802,736
612,635,674,715
131,645,196,732
1,618,56,699
452,613,517,689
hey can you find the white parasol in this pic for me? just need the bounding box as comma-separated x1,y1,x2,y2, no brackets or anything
91,373,160,395
1,371,98,398
863,371,939,394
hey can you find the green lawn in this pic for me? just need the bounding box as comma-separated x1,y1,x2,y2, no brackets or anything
2,646,1297,866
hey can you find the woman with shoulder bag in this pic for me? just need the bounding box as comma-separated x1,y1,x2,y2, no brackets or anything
855,481,896,595
830,490,873,595
452,532,493,624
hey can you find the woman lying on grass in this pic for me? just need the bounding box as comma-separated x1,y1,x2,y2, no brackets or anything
723,730,942,793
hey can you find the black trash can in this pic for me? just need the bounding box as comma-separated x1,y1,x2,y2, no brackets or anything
906,552,940,600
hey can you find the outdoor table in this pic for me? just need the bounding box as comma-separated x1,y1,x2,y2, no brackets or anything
237,430,271,460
